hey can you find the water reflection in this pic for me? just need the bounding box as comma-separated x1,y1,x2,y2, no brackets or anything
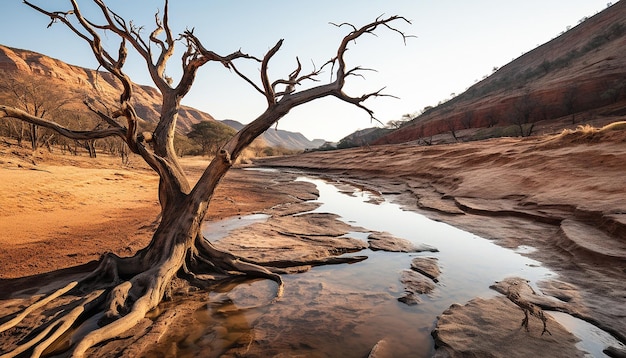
188,176,578,357
549,312,626,358
300,177,556,299
202,213,269,241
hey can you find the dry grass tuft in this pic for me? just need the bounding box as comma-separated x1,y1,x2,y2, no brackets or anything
554,124,600,143
543,120,626,146
600,120,626,131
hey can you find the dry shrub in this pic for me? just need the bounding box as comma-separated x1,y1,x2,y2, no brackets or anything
554,124,599,142
548,121,626,146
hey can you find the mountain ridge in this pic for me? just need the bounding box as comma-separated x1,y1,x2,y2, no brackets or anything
0,44,321,150
221,119,325,150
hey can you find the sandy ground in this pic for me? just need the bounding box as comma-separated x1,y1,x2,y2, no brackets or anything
1,125,625,356
0,147,299,280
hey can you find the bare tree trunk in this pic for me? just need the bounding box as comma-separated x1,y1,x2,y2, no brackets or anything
29,123,38,150
83,139,96,158
0,2,410,356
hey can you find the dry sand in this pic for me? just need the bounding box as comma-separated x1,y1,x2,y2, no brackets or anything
0,147,307,280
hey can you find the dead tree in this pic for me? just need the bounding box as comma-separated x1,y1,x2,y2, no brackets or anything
0,70,70,150
511,91,537,137
0,1,410,356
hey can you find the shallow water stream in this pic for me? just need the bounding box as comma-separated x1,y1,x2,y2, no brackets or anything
197,175,623,357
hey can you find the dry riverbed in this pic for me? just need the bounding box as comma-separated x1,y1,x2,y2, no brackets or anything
1,126,626,357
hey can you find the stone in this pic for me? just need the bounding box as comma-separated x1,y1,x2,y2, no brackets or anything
410,256,441,282
432,297,584,358
397,269,436,305
368,231,438,253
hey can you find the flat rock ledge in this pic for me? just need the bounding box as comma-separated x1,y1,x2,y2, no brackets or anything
368,231,438,253
214,211,368,267
557,219,626,260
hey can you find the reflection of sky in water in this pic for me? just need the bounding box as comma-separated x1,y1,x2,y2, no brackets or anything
196,175,621,357
299,177,555,298
548,312,626,358
297,177,622,357
203,213,269,241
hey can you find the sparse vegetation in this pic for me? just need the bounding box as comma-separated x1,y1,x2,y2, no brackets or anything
470,125,525,141
186,120,237,156
550,121,626,144
601,120,626,131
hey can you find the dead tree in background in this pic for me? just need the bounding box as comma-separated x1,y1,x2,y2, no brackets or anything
0,1,410,356
0,71,70,150
562,85,579,124
511,91,537,137
460,110,474,129
442,117,460,142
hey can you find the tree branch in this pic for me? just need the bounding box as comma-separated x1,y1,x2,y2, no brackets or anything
177,30,261,98
1,105,126,140
83,98,126,129
229,15,411,118
272,58,322,98
260,40,283,105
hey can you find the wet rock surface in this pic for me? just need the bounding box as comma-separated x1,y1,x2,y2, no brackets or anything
257,130,626,349
368,231,438,253
410,256,441,282
214,212,368,265
431,296,585,358
4,127,626,357
398,269,436,305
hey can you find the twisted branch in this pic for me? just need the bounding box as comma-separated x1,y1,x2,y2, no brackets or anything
0,105,126,140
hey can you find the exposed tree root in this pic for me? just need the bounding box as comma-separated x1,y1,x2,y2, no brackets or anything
0,233,366,357
503,281,552,336
0,281,78,334
1,289,105,358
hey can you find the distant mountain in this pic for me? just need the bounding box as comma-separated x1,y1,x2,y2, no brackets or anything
0,45,221,134
372,1,626,145
221,119,325,150
335,127,392,149
0,44,328,151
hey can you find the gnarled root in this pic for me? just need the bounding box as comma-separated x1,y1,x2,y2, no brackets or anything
0,281,78,334
0,289,105,358
0,250,166,357
1,232,365,357
193,234,285,299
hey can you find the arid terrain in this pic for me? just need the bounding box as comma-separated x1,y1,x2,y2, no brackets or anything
1,122,625,357
256,122,626,357
1,1,625,357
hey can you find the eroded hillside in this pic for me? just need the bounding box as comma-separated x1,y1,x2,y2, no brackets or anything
0,45,215,134
375,1,626,145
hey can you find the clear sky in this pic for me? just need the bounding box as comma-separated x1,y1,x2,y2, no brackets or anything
0,1,614,142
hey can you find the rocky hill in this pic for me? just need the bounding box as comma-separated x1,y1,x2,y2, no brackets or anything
0,45,216,134
0,45,321,150
374,1,626,145
221,119,325,150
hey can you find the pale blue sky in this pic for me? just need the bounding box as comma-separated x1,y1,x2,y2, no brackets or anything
0,1,613,141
